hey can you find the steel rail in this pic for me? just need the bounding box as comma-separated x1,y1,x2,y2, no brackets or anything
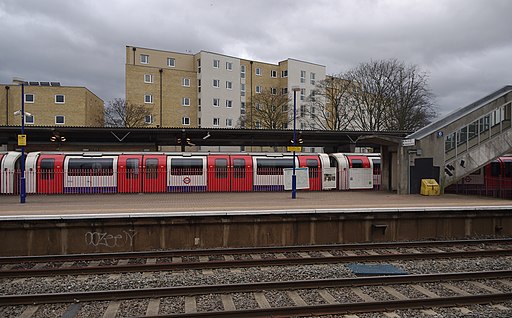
144,293,512,317
1,238,511,264
1,270,511,306
2,249,512,278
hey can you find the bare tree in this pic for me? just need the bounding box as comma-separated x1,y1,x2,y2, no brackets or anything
346,59,436,131
305,74,357,130
384,64,437,130
239,89,291,129
100,98,152,127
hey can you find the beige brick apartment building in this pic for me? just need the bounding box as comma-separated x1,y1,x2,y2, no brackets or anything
125,46,326,130
1,82,104,127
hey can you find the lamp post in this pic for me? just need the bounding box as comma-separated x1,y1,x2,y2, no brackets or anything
13,78,26,203
291,86,300,199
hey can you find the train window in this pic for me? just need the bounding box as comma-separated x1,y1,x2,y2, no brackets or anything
215,158,228,178
126,159,139,179
233,158,246,178
445,132,455,153
171,158,203,175
306,159,318,178
40,158,54,180
68,158,113,176
256,158,293,175
351,159,363,168
490,162,501,177
145,159,158,179
504,161,512,178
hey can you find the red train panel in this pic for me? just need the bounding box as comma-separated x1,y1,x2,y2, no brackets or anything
142,155,166,193
118,154,143,193
37,154,64,194
298,155,321,191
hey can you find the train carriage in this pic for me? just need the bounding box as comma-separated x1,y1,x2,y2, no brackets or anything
1,151,388,195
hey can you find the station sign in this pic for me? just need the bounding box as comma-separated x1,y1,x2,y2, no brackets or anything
401,139,415,147
287,146,302,152
18,134,27,146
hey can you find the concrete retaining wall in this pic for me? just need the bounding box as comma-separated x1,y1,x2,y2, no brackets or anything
1,209,511,256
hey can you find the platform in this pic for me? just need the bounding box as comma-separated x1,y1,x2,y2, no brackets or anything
1,192,511,256
0,191,510,218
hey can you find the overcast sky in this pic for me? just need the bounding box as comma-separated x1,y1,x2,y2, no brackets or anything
1,0,511,118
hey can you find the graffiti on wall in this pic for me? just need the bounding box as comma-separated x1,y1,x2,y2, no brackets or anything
84,229,137,248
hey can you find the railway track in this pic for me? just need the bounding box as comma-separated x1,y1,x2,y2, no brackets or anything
1,238,511,278
1,271,512,316
2,238,512,317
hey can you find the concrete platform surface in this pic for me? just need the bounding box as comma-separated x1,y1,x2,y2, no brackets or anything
0,191,510,216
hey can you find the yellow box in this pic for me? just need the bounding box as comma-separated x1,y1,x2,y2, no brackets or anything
420,179,440,196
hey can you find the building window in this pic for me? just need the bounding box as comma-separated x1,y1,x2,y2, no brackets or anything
240,65,246,78
213,59,220,68
213,79,220,88
55,115,65,125
183,78,190,87
300,70,306,83
25,114,34,124
226,62,233,70
310,72,316,85
25,94,34,103
144,74,153,83
226,118,233,127
255,67,262,76
241,102,246,114
213,98,220,107
182,97,190,106
255,86,262,94
300,88,306,101
182,117,190,125
226,81,232,89
55,94,65,104
270,87,277,95
255,121,261,129
241,83,245,96
300,105,306,117
282,87,288,95
144,94,153,104
281,70,288,78
271,70,277,78
144,115,153,124
213,118,220,126
140,54,149,64
167,57,175,67
226,100,232,108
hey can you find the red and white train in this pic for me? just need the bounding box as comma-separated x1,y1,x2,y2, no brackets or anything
0,151,381,195
445,156,512,198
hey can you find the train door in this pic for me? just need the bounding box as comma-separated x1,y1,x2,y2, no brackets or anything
346,155,373,189
230,154,252,192
207,155,230,192
298,155,321,190
142,154,166,193
37,154,64,194
118,154,143,193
